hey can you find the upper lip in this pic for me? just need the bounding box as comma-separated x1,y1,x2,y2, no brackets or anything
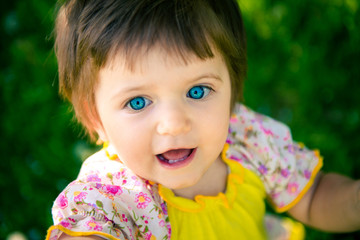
155,147,196,156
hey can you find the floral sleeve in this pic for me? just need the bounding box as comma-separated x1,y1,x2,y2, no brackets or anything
225,104,323,212
46,181,132,240
46,149,170,240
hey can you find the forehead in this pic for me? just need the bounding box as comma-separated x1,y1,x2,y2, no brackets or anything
96,46,230,94
104,44,223,74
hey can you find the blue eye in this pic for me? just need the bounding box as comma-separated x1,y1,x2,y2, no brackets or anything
187,86,211,99
127,97,151,111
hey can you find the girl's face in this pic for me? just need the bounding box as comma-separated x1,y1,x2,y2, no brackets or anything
95,47,231,192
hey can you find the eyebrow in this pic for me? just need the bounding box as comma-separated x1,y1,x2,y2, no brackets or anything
189,73,223,83
111,72,223,100
110,85,149,100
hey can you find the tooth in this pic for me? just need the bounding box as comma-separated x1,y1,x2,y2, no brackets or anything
168,157,187,164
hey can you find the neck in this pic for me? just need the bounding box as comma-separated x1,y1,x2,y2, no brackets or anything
173,155,228,200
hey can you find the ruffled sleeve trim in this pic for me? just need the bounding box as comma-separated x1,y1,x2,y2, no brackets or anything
272,153,323,213
46,225,125,240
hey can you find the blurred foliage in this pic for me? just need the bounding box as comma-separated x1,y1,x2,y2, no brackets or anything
241,0,360,238
0,0,359,239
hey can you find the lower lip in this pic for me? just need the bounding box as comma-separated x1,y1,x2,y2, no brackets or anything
157,148,197,169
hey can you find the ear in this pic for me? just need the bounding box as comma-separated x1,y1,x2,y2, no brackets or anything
95,124,108,143
91,114,108,143
82,99,108,143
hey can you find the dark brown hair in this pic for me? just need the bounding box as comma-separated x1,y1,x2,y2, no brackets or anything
55,0,247,140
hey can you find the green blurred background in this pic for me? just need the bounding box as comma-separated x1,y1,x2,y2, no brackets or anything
1,0,359,239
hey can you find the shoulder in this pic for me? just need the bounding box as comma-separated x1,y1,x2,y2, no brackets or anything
48,147,170,240
226,103,293,171
225,103,323,212
228,103,291,141
76,146,134,187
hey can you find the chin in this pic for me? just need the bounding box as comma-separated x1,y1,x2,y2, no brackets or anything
163,176,201,191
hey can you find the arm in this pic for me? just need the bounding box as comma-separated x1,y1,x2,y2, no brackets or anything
288,172,360,232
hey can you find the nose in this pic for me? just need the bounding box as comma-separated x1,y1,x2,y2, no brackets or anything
156,103,191,136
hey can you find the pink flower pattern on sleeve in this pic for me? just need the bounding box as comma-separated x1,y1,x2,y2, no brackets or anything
224,104,323,212
46,148,171,240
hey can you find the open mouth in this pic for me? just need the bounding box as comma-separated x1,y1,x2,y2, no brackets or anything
156,148,196,167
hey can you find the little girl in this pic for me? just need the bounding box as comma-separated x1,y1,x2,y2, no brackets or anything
47,0,360,239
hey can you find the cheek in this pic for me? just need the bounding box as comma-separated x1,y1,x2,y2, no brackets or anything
108,118,152,156
200,106,230,142
214,100,231,140
214,115,230,141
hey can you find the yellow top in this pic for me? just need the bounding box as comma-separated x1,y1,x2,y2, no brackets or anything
158,156,268,239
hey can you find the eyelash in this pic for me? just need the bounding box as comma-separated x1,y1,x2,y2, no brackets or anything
186,85,213,100
125,96,152,111
125,85,214,111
